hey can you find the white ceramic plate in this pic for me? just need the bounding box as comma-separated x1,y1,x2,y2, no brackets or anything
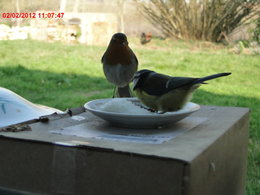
84,98,200,129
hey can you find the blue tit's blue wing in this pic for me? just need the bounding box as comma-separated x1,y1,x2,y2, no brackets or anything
141,73,173,96
166,77,197,90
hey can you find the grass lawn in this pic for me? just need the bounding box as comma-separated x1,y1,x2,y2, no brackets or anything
0,38,259,194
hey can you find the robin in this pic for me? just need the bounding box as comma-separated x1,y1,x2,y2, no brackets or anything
102,33,138,97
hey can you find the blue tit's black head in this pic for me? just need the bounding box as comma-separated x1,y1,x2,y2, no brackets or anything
110,33,128,46
133,69,154,90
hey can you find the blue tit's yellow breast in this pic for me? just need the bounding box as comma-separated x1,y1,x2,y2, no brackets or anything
135,87,197,112
134,89,159,110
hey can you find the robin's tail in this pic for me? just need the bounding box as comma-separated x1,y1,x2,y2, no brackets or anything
115,85,132,97
193,72,231,84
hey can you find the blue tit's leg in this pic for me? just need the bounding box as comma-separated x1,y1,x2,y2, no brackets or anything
139,104,157,113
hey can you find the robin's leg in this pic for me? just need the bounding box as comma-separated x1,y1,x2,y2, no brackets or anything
112,86,116,98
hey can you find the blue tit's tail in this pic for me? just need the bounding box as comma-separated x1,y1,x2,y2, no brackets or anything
193,73,231,84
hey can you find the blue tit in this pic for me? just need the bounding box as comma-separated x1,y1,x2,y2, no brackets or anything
133,69,231,112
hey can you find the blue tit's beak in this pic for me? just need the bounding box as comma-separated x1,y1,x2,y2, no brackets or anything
132,76,139,90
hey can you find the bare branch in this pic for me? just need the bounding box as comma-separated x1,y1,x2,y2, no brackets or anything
135,0,258,42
